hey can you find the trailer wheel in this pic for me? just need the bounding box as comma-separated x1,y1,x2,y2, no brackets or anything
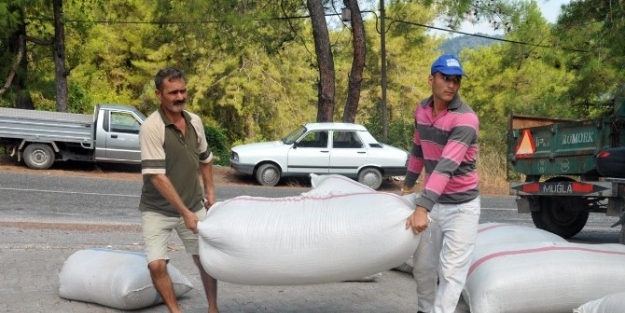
530,178,589,238
23,143,55,170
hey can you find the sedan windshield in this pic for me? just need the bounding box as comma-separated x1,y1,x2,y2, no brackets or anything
282,126,307,144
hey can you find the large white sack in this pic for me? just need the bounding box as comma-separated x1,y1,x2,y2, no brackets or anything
308,174,419,211
307,173,375,194
59,248,193,310
463,241,625,313
391,192,418,273
574,291,625,313
477,222,566,246
198,182,419,285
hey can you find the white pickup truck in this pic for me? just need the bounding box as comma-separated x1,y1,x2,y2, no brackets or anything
0,104,145,169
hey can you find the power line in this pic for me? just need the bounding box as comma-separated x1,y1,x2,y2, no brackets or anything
390,18,590,53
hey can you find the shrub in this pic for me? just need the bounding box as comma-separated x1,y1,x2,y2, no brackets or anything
204,124,230,166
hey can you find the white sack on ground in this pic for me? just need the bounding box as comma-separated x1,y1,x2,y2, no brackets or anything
462,241,625,313
477,222,567,246
198,175,419,285
59,248,193,310
394,222,564,274
574,291,625,313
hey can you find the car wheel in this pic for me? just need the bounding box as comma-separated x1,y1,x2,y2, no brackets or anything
23,143,55,170
358,167,383,190
255,163,281,186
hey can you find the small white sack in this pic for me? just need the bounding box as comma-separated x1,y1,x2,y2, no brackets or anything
59,248,193,310
463,241,625,313
574,291,625,313
198,175,419,285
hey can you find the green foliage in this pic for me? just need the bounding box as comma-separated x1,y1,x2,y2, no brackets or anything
364,106,413,151
5,0,625,182
204,124,230,166
554,0,625,111
67,82,93,113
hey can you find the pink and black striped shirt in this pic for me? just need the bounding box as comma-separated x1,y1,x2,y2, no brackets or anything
404,95,479,211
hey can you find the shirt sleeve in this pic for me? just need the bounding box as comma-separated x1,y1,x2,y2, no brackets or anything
404,122,423,188
139,115,166,175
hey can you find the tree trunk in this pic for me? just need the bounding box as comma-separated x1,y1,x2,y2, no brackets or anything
53,0,69,112
341,0,366,123
307,0,335,122
3,6,34,110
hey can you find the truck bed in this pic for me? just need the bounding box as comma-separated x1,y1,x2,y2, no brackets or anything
0,107,94,147
507,114,618,176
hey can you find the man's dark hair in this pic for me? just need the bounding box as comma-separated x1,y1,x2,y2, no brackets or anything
155,68,185,91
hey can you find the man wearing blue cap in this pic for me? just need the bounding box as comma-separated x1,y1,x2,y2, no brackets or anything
402,54,480,313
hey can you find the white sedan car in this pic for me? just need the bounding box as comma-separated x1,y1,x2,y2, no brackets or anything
229,123,409,190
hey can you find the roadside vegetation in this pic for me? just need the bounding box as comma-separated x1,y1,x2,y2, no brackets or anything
1,1,622,190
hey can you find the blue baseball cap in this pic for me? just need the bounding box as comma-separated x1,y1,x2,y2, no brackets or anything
430,54,465,76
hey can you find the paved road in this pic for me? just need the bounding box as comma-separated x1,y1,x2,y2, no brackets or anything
0,171,621,312
0,171,620,240
0,171,518,222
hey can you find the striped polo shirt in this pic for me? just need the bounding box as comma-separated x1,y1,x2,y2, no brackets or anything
404,95,479,211
139,108,213,217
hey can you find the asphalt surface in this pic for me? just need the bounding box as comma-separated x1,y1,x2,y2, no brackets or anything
0,171,621,313
0,223,474,313
0,171,475,313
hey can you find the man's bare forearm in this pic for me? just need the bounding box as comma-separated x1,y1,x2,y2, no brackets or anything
200,162,216,206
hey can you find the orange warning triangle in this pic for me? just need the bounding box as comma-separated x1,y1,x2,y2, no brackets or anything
515,129,535,158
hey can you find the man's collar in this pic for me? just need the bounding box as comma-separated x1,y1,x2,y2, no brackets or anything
448,94,462,110
157,108,190,125
421,94,462,110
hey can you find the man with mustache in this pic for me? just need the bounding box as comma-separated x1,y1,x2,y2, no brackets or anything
403,54,480,313
139,67,220,313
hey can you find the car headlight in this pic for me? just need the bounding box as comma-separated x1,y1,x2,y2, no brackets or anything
231,152,239,162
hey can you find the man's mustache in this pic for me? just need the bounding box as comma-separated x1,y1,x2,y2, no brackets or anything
173,100,186,106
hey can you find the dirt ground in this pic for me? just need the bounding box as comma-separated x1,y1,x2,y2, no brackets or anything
0,155,509,195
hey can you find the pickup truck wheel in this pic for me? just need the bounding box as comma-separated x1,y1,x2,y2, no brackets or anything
255,163,281,186
23,143,55,170
358,167,383,190
531,195,589,238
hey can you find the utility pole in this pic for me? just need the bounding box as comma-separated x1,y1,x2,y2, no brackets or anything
380,0,388,142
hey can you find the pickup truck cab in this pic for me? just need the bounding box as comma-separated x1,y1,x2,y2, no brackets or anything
0,104,145,169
